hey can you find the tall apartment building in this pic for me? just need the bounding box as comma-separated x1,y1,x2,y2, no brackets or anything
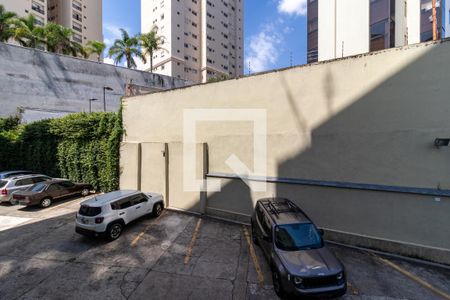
47,0,103,48
307,0,449,63
0,0,103,60
141,0,244,83
0,0,48,26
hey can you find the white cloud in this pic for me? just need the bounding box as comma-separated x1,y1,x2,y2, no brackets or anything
277,0,308,16
103,57,115,65
245,24,283,73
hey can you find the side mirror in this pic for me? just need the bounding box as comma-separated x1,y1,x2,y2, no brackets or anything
318,229,325,236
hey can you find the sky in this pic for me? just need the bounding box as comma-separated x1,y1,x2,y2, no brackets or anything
103,0,308,74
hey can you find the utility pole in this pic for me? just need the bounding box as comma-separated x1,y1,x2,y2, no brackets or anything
248,61,251,75
290,51,293,67
432,0,437,41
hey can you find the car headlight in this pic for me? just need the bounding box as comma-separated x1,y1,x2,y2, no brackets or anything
293,277,303,285
336,272,344,280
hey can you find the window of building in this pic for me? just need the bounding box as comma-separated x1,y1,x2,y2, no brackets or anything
34,15,45,26
308,17,318,33
370,0,395,51
31,1,45,15
72,1,82,12
73,11,82,22
73,33,82,43
72,22,82,32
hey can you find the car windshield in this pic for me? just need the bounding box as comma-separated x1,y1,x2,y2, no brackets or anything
0,180,6,188
28,182,47,192
275,223,323,251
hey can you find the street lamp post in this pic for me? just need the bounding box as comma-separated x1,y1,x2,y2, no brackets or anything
103,86,114,112
89,98,98,113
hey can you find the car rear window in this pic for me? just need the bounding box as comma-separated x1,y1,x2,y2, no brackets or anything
78,205,102,217
0,181,6,188
29,182,47,192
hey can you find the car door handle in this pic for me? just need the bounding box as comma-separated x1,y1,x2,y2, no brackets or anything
136,206,141,209
119,212,125,216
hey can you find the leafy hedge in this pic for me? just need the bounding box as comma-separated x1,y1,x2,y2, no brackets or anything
0,112,123,192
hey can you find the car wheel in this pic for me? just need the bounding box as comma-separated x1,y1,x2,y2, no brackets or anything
272,269,286,299
107,222,123,241
40,198,52,208
81,188,90,197
153,203,163,217
251,222,259,245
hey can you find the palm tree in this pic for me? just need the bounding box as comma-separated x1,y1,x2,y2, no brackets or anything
12,14,44,48
42,22,71,53
42,22,84,57
108,28,144,69
139,26,166,72
85,40,106,62
0,4,17,42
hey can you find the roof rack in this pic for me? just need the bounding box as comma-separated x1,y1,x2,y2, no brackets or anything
285,200,301,212
264,198,304,215
266,200,279,216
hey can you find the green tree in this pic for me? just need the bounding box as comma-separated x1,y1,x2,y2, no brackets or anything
108,28,144,69
139,26,166,72
85,40,106,62
12,14,45,48
0,4,17,42
42,22,84,57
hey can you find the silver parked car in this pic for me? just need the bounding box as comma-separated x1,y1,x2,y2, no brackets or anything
0,170,35,180
251,198,347,298
75,190,164,240
0,174,52,204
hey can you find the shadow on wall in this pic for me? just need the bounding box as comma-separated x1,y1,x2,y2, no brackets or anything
183,42,450,260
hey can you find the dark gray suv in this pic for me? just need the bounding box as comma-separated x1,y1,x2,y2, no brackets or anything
251,198,346,299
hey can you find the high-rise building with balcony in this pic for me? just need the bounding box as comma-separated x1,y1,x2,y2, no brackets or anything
0,0,48,27
307,0,446,63
141,0,244,83
0,0,103,60
47,0,103,50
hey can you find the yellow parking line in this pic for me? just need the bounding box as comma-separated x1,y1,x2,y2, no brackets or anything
243,227,264,285
184,218,202,265
130,211,165,247
373,254,450,300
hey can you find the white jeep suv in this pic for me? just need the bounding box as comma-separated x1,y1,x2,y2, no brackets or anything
75,190,164,240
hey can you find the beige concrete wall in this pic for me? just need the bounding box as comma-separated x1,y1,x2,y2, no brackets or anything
120,142,140,191
167,142,205,213
122,40,450,263
140,143,167,205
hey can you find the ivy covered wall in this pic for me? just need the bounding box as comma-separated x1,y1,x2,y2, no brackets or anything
0,112,122,192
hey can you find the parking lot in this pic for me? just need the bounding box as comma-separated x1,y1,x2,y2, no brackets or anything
0,196,449,300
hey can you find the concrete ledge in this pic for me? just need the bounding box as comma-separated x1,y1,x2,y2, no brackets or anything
323,228,450,266
205,207,251,224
